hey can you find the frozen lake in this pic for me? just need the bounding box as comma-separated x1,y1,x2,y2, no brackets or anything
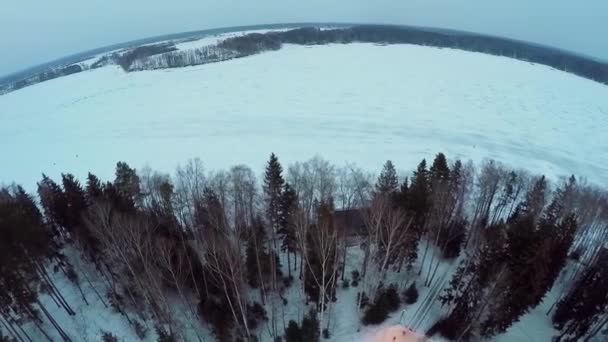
1,43,607,188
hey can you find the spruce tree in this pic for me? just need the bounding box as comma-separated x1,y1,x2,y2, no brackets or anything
481,196,578,337
279,183,298,277
245,221,270,289
375,160,399,194
301,309,320,342
430,153,450,183
553,247,608,341
61,173,88,232
264,153,285,231
408,159,430,218
38,174,68,231
262,153,285,301
403,159,430,266
113,161,141,210
85,172,103,202
285,320,302,342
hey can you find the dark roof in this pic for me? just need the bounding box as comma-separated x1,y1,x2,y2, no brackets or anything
333,208,367,236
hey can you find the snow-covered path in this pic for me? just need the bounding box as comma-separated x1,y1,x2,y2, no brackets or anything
1,43,607,189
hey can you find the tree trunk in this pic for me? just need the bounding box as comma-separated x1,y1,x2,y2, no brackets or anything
287,251,292,278
419,238,430,278
56,261,89,306
0,314,26,342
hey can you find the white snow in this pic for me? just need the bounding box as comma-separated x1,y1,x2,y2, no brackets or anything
173,29,297,51
3,42,606,340
1,43,607,193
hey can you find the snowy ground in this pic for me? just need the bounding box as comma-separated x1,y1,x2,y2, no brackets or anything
26,242,564,341
1,43,607,192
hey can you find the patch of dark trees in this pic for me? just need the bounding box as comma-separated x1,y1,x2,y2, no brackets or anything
3,25,607,95
1,153,608,341
1,64,84,94
114,43,178,71
132,26,608,85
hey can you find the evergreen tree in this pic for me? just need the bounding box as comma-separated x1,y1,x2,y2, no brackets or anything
279,183,298,277
402,159,430,266
395,177,409,209
263,153,285,232
439,219,467,259
38,173,68,232
375,160,399,194
430,153,450,184
408,159,430,218
113,161,141,210
301,309,320,342
403,282,419,304
481,198,577,337
0,186,73,340
285,320,302,342
85,172,103,202
245,221,270,289
362,285,401,325
553,248,608,341
518,175,547,220
61,174,89,235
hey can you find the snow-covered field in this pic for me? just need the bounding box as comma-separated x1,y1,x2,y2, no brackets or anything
1,43,607,191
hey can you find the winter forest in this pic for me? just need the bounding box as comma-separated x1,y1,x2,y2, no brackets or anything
1,153,607,342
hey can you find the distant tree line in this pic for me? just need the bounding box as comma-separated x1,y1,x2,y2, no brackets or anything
0,43,178,94
4,24,606,94
1,153,607,341
0,64,84,94
128,26,608,85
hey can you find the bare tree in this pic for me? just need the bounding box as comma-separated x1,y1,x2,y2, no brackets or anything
287,156,337,218
297,205,339,337
174,158,206,229
228,165,258,233
203,228,251,339
465,160,506,249
85,203,176,333
361,195,411,290
336,163,373,210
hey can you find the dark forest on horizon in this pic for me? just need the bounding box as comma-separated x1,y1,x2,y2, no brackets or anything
2,25,607,95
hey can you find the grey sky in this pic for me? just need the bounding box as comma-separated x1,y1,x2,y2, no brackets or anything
1,0,607,76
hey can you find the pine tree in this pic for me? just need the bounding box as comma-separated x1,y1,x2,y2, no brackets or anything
481,195,578,337
0,186,73,340
301,309,320,342
408,159,430,218
262,152,285,322
264,153,285,231
403,282,419,304
85,172,103,202
519,175,547,220
245,221,270,289
400,159,431,268
553,247,608,341
285,320,302,342
38,174,68,232
279,183,298,277
61,173,89,234
113,161,141,211
375,160,399,194
430,153,450,184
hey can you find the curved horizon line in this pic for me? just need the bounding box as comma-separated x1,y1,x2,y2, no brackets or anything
2,21,607,80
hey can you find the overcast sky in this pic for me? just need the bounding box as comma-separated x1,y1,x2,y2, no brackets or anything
1,0,607,76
